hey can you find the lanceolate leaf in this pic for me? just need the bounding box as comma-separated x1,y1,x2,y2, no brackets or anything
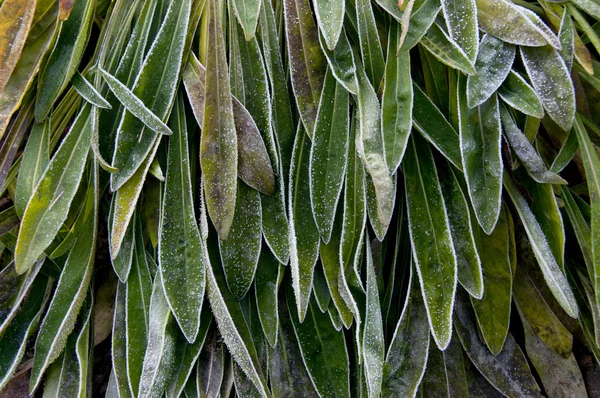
205,240,270,398
219,182,262,300
383,22,413,174
0,259,43,335
313,0,345,50
412,83,462,169
138,276,178,398
458,75,503,235
382,270,429,397
454,289,541,397
520,46,576,132
289,125,320,321
0,275,51,390
420,23,476,75
30,161,98,392
287,293,351,398
202,0,238,240
356,0,385,88
231,0,261,41
572,116,600,318
0,0,57,138
363,238,384,398
437,161,483,299
504,173,579,318
71,72,112,109
476,0,559,48
15,105,92,274
467,34,515,108
403,133,457,350
34,0,94,121
110,0,192,190
254,249,281,347
283,0,326,134
501,106,567,185
497,70,544,118
0,0,37,95
470,207,512,355
355,58,395,231
159,94,206,343
309,68,349,243
14,120,49,217
441,0,478,62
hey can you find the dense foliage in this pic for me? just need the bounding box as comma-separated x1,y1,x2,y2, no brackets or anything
1,0,600,396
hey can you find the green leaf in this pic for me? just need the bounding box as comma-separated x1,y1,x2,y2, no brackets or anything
382,270,429,397
283,0,326,134
195,329,226,398
138,275,178,398
14,120,49,217
454,288,541,397
167,307,212,397
561,186,593,279
467,34,515,108
231,0,261,41
201,0,238,240
0,0,57,137
403,133,457,349
110,0,192,191
356,0,385,87
476,0,559,48
30,162,97,392
0,92,32,191
516,169,566,270
205,237,270,397
258,0,295,175
15,105,92,274
108,202,135,283
363,238,384,398
289,125,320,321
268,298,319,397
521,313,586,398
458,75,503,234
443,338,470,397
355,58,395,231
0,259,43,334
470,207,512,355
254,249,281,347
71,72,112,109
504,173,579,318
520,46,576,131
497,70,544,118
558,8,575,70
412,83,462,169
182,55,275,196
34,0,94,121
287,294,350,398
501,106,567,185
383,22,413,174
228,16,279,180
513,265,573,358
219,181,262,300
112,222,153,397
572,115,600,318
550,126,578,173
0,275,51,390
437,160,483,299
389,0,442,53
314,0,345,52
99,69,172,136
159,94,206,343
441,0,478,62
420,23,476,75
309,68,349,242
0,0,37,95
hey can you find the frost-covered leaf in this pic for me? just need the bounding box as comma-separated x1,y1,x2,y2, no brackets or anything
497,71,544,118
404,133,457,350
441,0,478,62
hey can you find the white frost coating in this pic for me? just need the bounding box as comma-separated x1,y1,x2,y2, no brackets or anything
466,34,515,108
504,175,579,318
520,46,576,132
441,0,479,62
420,23,476,75
497,70,544,118
363,238,384,398
404,136,458,351
313,0,345,50
205,260,270,398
